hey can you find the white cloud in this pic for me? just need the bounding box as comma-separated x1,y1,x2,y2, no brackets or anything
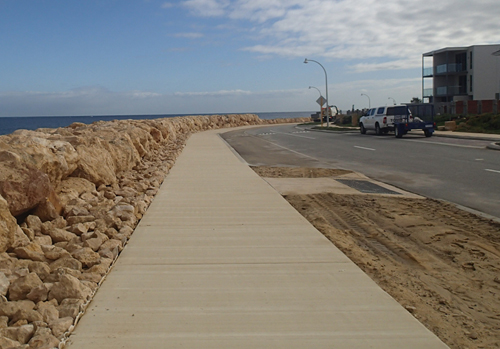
172,32,205,39
161,2,175,9
182,0,230,17
181,0,500,71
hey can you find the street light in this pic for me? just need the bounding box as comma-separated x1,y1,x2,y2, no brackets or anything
361,93,371,108
309,86,322,98
388,97,396,105
305,58,330,127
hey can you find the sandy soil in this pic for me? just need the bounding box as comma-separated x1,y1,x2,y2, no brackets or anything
252,166,500,349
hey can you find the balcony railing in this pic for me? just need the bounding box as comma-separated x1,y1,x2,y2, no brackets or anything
423,67,433,77
435,86,467,96
436,63,466,74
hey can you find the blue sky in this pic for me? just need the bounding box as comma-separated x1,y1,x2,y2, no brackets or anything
1,0,500,116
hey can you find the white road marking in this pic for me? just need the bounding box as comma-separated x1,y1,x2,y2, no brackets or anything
485,169,500,174
402,139,484,149
354,146,376,151
273,131,316,140
258,139,319,160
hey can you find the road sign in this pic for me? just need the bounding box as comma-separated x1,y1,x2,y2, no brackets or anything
316,96,326,106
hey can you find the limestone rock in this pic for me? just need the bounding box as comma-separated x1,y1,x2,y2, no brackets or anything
25,215,42,234
71,248,100,268
47,228,76,243
10,307,43,324
41,246,70,261
32,197,60,222
21,227,35,241
0,195,18,253
0,300,36,319
34,235,52,246
49,257,82,272
0,323,34,344
0,272,10,297
48,274,91,304
49,316,73,338
66,215,95,226
0,151,53,216
36,301,59,324
57,298,83,319
11,226,31,250
14,242,47,262
27,332,60,349
0,335,21,348
8,273,43,301
26,284,50,303
28,262,51,281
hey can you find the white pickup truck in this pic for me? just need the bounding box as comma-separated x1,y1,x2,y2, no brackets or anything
359,105,412,135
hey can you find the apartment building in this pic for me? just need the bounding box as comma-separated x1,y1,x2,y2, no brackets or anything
422,44,500,112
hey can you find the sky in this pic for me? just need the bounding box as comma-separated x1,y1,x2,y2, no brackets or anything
1,0,500,116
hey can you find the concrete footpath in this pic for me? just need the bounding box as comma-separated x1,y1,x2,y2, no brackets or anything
67,128,447,348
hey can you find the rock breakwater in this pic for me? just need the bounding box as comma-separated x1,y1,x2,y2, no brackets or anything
0,114,308,348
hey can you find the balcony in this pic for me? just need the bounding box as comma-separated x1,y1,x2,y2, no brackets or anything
435,86,467,96
423,67,433,77
423,88,433,97
436,63,466,74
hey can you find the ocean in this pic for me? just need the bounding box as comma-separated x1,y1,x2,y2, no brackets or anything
0,111,313,136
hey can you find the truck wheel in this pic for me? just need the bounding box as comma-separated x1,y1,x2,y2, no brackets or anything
424,129,432,137
375,123,381,135
395,126,403,138
360,123,366,134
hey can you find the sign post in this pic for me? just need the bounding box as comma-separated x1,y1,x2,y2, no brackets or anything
316,96,326,127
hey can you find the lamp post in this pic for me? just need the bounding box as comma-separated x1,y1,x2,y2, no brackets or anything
305,59,329,127
361,93,371,108
388,97,396,105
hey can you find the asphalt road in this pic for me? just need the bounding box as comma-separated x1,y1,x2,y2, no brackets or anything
221,124,500,220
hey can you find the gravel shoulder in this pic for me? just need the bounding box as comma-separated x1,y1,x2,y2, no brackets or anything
252,166,500,349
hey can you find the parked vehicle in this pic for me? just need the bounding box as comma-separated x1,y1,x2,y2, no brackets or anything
359,105,411,135
359,104,435,138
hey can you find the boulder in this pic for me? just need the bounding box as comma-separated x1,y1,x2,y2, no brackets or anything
71,248,101,268
41,246,70,261
10,307,43,324
0,195,17,253
0,151,53,217
36,301,59,324
25,215,42,234
66,215,95,226
8,272,44,301
49,257,82,273
27,262,51,281
47,228,76,243
57,298,83,319
0,323,35,344
49,316,73,338
10,226,31,250
48,274,91,304
26,284,50,303
27,332,60,349
0,336,21,348
14,242,47,262
0,273,9,297
0,299,35,318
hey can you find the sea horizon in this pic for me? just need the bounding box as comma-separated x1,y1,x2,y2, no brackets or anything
0,111,314,136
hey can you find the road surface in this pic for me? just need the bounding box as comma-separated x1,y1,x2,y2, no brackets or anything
221,124,500,219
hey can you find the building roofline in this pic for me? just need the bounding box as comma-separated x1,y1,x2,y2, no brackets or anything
423,47,468,56
423,44,500,57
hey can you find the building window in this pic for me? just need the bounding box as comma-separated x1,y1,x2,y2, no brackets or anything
470,51,473,69
470,75,473,92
